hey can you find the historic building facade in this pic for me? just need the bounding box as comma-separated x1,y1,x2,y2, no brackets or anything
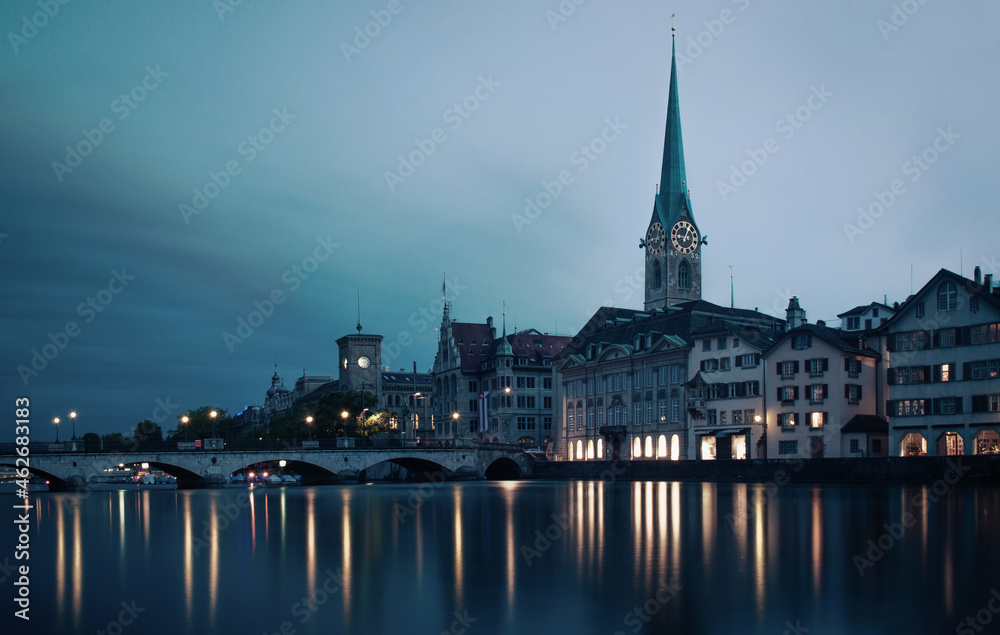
685,321,781,460
249,326,433,437
877,268,1000,456
431,304,570,448
762,300,883,459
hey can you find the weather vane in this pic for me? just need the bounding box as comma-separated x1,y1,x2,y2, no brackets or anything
671,13,675,34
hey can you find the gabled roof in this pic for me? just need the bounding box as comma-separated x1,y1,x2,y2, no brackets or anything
837,302,894,318
842,414,888,434
876,268,1000,333
765,322,880,358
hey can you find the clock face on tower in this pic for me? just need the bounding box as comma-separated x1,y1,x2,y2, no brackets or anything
670,220,699,254
645,222,666,255
357,355,371,369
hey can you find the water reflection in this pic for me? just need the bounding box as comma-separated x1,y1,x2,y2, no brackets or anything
16,481,1000,635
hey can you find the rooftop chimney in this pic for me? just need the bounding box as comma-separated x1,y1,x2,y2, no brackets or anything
986,274,994,293
486,315,496,340
974,266,982,285
786,296,806,329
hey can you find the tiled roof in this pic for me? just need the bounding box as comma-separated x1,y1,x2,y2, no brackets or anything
449,322,571,372
771,323,880,358
560,300,783,359
842,414,888,434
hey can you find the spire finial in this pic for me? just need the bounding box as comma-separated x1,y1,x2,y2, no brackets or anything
356,291,362,333
671,13,675,36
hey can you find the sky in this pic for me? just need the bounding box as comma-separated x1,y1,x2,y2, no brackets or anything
2,1,998,439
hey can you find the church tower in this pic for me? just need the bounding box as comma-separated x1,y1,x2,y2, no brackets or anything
643,33,703,311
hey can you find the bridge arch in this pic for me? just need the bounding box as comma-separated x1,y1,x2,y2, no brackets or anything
485,457,522,480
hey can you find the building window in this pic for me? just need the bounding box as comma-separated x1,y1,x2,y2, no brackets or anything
939,328,957,347
543,396,552,408
808,384,827,403
846,316,860,330
678,260,690,290
658,367,669,385
845,359,861,377
792,334,812,350
658,401,667,423
700,359,719,372
732,410,743,424
850,439,860,453
544,417,552,431
971,323,1000,345
671,398,680,422
543,377,552,389
971,297,980,312
597,407,604,426
567,410,575,430
779,386,798,403
717,337,727,350
671,365,682,384
778,440,798,455
707,409,717,425
778,413,797,430
779,360,799,379
915,302,925,318
890,399,925,416
719,357,731,371
646,402,653,424
938,282,957,311
702,340,711,352
587,408,594,428
737,353,759,368
634,403,641,426
646,370,654,387
808,358,828,377
808,412,826,428
845,384,862,403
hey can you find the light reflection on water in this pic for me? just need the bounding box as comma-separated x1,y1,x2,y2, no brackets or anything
6,481,999,634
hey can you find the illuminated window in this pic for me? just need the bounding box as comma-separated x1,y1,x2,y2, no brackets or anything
809,412,826,428
644,435,654,458
597,438,604,459
670,434,680,461
576,440,583,460
633,436,642,459
586,440,594,460
700,436,716,460
657,435,667,458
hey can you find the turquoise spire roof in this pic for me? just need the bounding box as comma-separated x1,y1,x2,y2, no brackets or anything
655,36,698,233
496,313,513,357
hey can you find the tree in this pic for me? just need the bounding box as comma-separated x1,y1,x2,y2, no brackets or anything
133,419,163,444
82,432,101,452
101,432,127,451
165,406,232,440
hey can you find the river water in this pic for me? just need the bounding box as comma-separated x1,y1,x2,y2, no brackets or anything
3,479,998,634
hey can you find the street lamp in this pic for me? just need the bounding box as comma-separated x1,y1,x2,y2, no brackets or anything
305,415,314,442
209,410,218,439
53,417,60,443
180,415,190,441
69,411,77,439
452,411,460,438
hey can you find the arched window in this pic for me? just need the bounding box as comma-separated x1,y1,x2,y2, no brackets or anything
678,260,690,290
633,437,642,459
644,435,654,458
670,434,680,461
576,440,584,460
587,439,595,460
653,261,662,289
597,438,604,459
938,282,957,311
657,435,667,458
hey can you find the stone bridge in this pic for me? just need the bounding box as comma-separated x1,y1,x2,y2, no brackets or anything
4,446,532,491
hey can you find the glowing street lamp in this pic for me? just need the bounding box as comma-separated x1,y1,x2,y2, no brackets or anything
52,417,60,443
209,409,218,439
305,415,314,441
180,415,190,441
69,410,77,439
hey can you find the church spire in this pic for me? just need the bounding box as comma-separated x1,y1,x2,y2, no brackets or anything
656,34,695,231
